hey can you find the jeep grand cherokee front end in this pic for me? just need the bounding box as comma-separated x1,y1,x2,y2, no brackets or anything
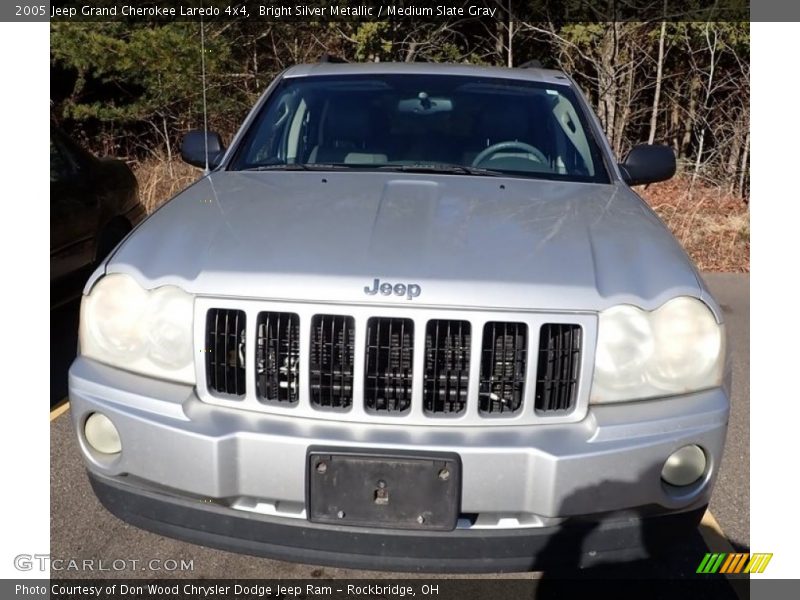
69,62,729,572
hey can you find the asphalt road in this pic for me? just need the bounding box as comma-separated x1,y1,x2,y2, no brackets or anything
701,273,750,552
49,273,748,587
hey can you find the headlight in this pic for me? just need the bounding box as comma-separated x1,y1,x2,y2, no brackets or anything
591,297,724,403
80,274,195,384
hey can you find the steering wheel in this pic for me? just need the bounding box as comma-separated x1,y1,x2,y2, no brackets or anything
472,141,549,167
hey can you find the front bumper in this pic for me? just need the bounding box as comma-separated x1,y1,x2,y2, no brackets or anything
69,357,729,571
90,471,706,572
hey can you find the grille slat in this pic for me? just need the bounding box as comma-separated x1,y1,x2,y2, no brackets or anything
479,322,527,415
310,314,355,409
255,312,300,404
424,320,470,415
535,324,582,413
206,309,246,398
223,311,229,392
365,317,414,413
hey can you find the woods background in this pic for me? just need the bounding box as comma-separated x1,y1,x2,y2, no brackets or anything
50,19,750,271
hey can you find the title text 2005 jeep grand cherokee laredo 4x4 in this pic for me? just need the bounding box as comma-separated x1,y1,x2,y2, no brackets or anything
69,62,729,572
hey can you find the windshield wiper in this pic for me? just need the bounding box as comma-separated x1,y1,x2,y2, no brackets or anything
241,163,352,172
377,163,501,177
242,162,502,177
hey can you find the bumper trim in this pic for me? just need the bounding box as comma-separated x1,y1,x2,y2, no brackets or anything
90,472,705,573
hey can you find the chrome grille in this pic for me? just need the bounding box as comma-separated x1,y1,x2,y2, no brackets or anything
199,302,591,426
478,322,527,415
255,312,300,404
364,317,414,414
309,314,355,410
535,323,582,413
205,308,246,397
424,320,470,415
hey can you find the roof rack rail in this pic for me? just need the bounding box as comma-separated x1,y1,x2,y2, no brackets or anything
519,59,543,69
318,53,347,64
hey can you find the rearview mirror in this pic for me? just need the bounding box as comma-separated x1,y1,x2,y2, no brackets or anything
181,130,225,169
619,144,676,186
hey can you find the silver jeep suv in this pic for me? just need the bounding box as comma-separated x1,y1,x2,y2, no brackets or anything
69,62,729,572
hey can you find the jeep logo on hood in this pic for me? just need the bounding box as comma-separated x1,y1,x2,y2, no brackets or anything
364,278,421,301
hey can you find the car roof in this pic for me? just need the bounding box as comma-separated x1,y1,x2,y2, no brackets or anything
282,62,573,87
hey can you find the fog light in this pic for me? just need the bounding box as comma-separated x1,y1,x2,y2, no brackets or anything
661,445,706,486
84,413,121,455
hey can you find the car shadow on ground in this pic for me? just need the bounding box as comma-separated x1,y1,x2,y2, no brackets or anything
527,478,745,599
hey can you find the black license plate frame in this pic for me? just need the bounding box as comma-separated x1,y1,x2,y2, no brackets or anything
307,448,461,531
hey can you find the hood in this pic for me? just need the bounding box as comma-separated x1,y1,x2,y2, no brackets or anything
105,171,703,312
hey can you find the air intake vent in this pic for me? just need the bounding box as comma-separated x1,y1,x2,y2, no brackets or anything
255,312,300,404
206,309,246,397
535,324,582,413
365,317,414,413
479,322,527,415
310,315,355,409
424,320,470,415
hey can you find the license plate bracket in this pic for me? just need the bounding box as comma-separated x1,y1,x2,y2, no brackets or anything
307,449,461,531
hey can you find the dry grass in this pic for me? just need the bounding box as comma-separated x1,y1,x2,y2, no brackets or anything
639,177,750,273
134,158,750,273
133,154,200,214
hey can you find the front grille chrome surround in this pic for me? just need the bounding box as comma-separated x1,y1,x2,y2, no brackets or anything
195,299,596,427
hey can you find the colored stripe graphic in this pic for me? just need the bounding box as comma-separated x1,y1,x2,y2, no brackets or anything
697,553,714,573
698,553,773,574
720,553,747,573
697,553,726,573
720,554,736,573
744,554,773,574
731,553,749,573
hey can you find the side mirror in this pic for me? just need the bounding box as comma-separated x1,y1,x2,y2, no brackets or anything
180,130,225,169
619,144,676,186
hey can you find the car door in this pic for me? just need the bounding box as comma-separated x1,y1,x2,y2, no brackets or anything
50,129,100,285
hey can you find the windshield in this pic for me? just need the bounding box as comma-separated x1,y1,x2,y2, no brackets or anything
229,74,610,183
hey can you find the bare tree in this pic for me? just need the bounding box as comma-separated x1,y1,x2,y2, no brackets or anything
648,3,668,144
